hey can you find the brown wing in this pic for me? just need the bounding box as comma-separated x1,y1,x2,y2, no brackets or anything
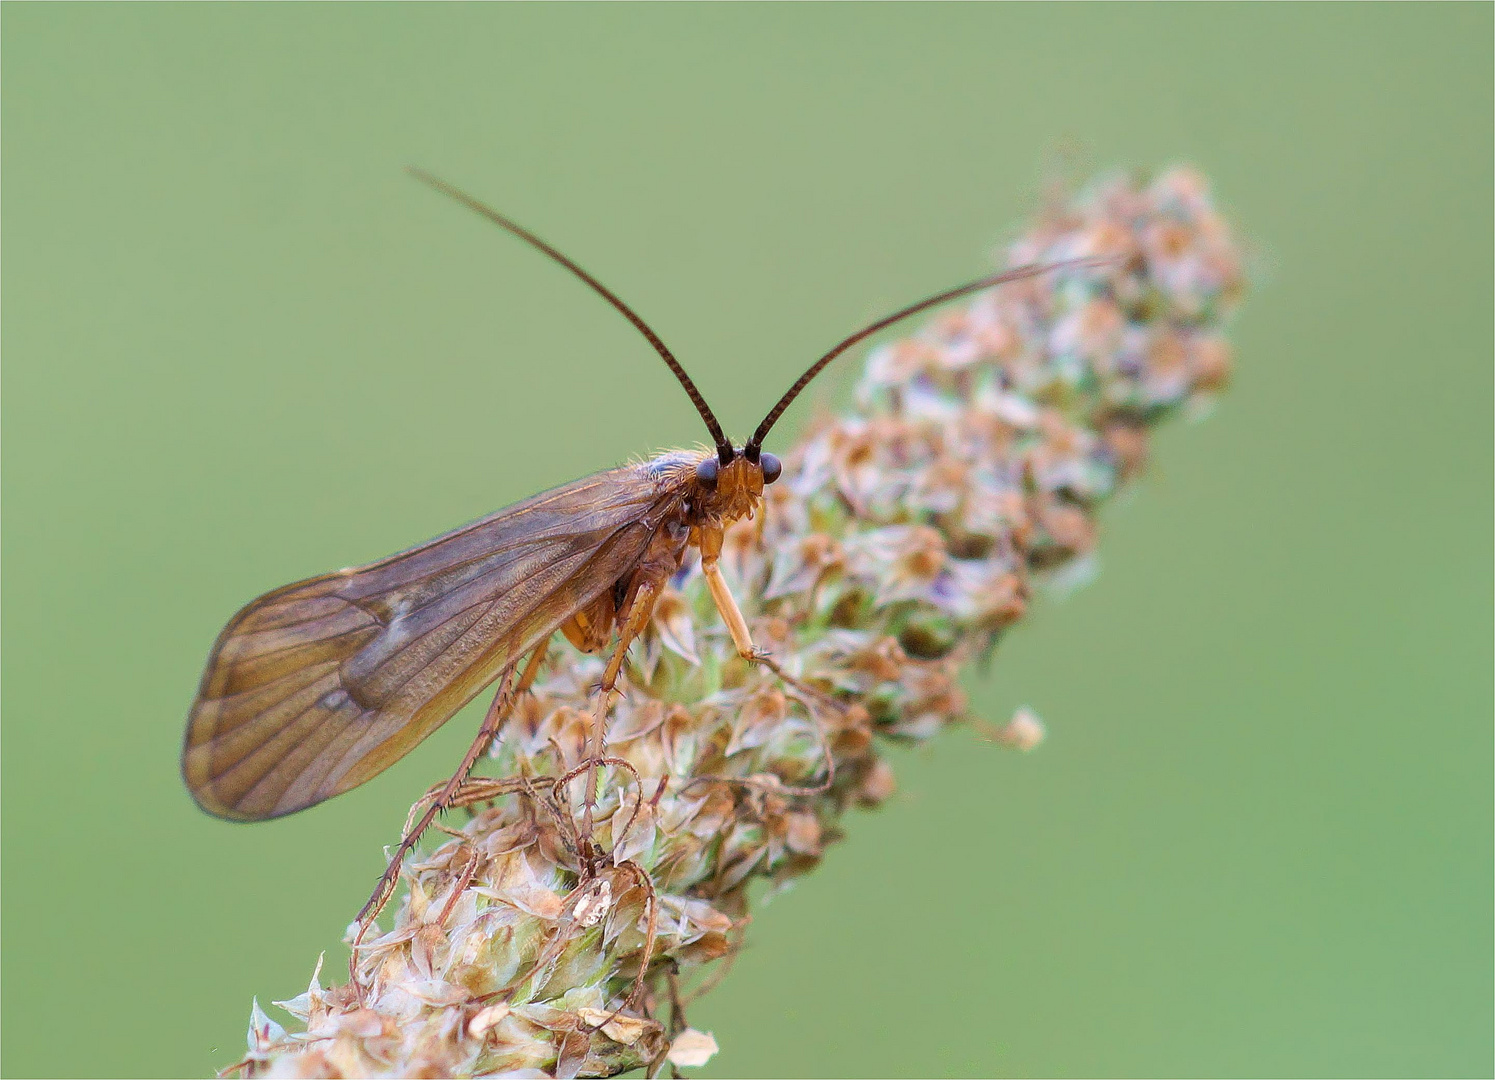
183,463,685,821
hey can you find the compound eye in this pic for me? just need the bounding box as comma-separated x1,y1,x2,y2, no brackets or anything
695,456,719,487
760,452,782,484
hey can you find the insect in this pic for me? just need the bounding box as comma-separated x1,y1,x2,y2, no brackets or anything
181,169,1083,887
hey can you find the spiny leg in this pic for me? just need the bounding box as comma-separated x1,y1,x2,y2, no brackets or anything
577,573,667,866
578,858,660,1034
352,642,549,982
352,665,515,977
513,636,550,698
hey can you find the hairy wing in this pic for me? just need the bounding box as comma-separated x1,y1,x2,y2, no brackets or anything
183,465,677,821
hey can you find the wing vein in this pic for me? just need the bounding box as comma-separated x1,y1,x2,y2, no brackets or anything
183,462,691,820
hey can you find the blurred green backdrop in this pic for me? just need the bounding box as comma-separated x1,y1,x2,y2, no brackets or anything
3,4,1490,1077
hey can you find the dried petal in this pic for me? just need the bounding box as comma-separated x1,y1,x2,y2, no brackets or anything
572,877,613,928
575,1008,652,1045
667,1028,720,1068
993,707,1047,751
467,1003,511,1037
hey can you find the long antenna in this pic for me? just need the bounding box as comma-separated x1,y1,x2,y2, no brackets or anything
408,167,733,460
744,257,1108,457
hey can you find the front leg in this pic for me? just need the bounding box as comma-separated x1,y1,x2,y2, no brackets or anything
698,523,847,724
696,522,756,660
701,555,757,660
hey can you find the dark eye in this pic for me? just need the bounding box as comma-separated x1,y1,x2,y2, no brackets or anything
695,456,719,486
760,452,782,484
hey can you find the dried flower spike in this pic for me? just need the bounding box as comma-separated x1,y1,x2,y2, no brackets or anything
231,165,1246,1080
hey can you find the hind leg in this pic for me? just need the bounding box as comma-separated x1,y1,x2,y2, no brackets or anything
352,644,550,985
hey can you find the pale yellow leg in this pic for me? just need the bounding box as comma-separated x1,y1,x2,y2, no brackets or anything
701,557,756,659
702,553,850,728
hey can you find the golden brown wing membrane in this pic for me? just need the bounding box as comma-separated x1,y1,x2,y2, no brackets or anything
183,464,683,821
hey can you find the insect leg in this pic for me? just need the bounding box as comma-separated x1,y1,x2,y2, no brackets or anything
355,666,515,917
352,642,547,983
700,555,756,659
576,568,671,861
700,530,848,723
514,636,550,697
696,522,761,660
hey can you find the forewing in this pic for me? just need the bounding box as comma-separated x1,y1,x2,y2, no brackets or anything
183,465,678,821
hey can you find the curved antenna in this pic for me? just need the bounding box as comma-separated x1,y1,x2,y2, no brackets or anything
408,167,732,460
745,257,1108,456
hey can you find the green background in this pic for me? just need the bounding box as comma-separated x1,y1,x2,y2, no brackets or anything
4,4,1490,1077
